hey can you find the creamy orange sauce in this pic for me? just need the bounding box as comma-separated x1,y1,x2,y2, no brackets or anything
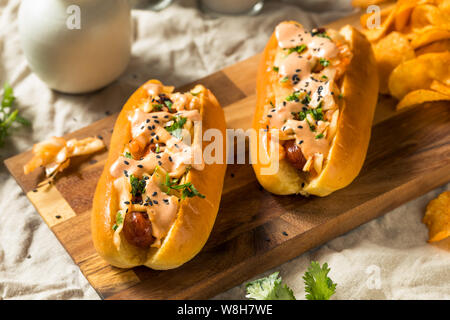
111,82,205,247
144,176,178,246
268,22,349,174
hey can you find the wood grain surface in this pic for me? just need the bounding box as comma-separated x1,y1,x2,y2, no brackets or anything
4,14,450,299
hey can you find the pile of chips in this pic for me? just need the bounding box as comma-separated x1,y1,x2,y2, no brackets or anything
357,0,450,109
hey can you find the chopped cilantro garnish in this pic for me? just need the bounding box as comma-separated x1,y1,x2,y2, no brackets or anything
338,93,344,99
112,211,124,231
315,133,324,139
155,144,160,153
164,100,173,111
164,173,205,199
130,174,146,197
301,93,311,105
280,77,289,83
152,104,163,111
321,75,328,80
319,58,330,67
286,91,301,102
287,44,307,55
273,66,279,72
124,152,132,159
165,116,187,139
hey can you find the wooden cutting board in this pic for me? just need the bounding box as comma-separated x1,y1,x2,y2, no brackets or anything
5,14,450,300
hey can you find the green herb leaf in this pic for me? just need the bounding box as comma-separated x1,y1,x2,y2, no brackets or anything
165,116,187,139
124,152,133,159
273,66,279,72
246,272,296,300
163,173,205,199
319,58,330,67
152,104,163,111
303,261,337,300
280,77,289,84
301,93,311,105
112,211,124,230
164,100,173,111
287,44,307,55
130,174,146,197
315,133,324,139
286,91,301,102
0,83,30,147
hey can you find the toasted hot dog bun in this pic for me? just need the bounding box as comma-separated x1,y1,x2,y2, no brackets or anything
92,80,226,269
252,23,378,196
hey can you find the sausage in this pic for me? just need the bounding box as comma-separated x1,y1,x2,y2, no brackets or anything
284,139,306,170
122,211,155,248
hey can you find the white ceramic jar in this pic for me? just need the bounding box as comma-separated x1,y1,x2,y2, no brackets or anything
18,0,132,94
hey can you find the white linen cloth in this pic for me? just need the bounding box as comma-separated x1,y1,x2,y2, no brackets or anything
0,0,448,300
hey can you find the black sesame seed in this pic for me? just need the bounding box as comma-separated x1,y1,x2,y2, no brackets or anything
55,215,61,219
151,132,156,136
158,161,162,166
168,156,173,162
137,164,143,168
152,191,157,196
282,231,288,236
124,160,129,165
153,200,158,204
298,140,304,144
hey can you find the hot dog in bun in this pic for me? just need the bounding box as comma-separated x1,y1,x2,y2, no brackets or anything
92,80,226,269
252,21,378,196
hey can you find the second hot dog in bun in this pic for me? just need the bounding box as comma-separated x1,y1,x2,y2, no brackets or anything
252,21,378,196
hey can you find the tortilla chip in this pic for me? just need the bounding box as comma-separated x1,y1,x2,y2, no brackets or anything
430,80,450,95
373,32,416,93
396,89,450,109
416,39,450,55
423,191,450,243
389,52,450,100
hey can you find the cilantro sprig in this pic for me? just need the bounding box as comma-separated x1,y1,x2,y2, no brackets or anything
246,272,295,300
245,261,337,300
0,83,30,147
303,261,337,300
164,174,205,199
